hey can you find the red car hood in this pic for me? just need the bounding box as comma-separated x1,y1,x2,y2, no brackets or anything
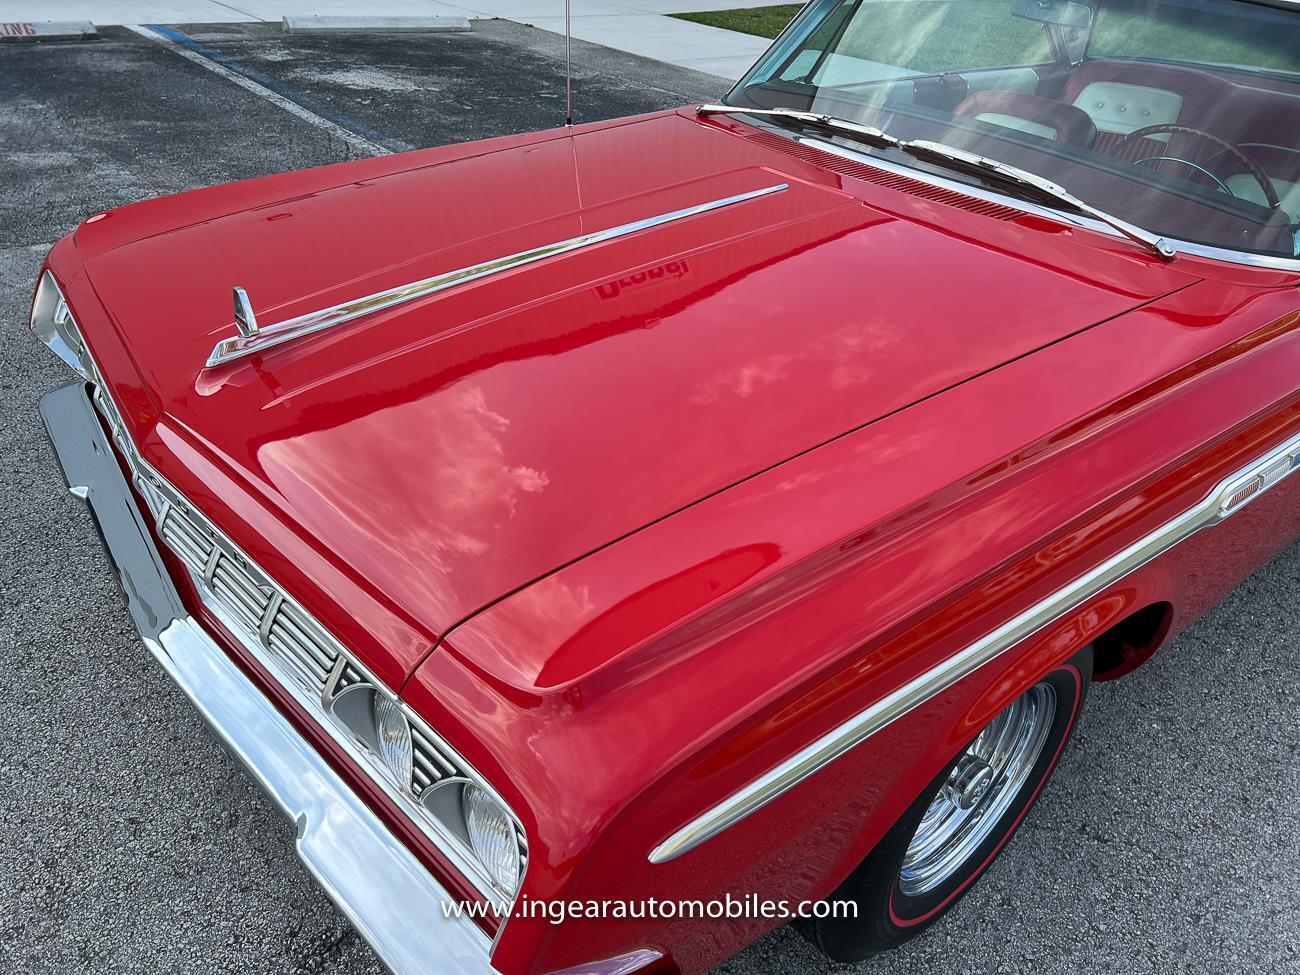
76,110,1195,680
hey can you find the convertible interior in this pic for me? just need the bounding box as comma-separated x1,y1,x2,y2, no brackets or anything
922,55,1297,209
732,0,1300,258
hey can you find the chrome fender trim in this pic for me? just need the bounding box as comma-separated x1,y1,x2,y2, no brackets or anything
649,430,1300,864
40,381,497,975
205,182,789,368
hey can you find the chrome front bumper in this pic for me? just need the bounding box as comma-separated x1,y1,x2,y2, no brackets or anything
40,381,496,975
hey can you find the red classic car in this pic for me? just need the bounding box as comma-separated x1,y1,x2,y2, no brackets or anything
31,0,1300,972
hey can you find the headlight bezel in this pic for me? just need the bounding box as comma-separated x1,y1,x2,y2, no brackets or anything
323,680,528,897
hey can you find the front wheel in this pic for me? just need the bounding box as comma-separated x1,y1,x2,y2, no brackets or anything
812,650,1091,961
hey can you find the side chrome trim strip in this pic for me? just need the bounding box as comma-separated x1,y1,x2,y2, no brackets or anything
40,382,495,975
205,182,789,367
649,431,1300,863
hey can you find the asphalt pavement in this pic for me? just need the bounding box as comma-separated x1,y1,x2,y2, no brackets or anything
2,21,1297,975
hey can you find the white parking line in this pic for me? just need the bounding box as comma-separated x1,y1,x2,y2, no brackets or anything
125,24,392,157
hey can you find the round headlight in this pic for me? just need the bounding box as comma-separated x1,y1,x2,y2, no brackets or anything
463,783,521,893
372,694,413,786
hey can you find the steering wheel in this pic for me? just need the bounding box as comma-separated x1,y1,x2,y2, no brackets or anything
1112,123,1281,210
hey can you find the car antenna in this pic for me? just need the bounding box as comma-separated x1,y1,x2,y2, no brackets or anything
564,0,573,126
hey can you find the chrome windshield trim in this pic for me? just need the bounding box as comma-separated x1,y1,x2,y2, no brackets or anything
698,102,900,149
649,429,1300,864
777,128,1300,271
205,182,789,368
40,381,496,975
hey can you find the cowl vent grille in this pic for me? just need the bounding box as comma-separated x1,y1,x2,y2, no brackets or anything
745,130,1023,220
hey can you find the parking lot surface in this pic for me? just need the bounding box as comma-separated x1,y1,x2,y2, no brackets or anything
2,21,1298,975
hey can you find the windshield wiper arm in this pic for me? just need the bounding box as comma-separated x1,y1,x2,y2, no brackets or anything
699,106,1177,260
901,140,1177,260
697,103,900,150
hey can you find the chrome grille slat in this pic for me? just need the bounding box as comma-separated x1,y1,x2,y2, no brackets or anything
268,608,335,669
164,535,207,573
266,627,333,687
413,750,450,781
161,512,211,570
211,563,267,623
165,507,208,547
413,759,444,788
337,663,365,690
268,630,334,676
213,584,262,628
167,524,210,565
212,557,267,605
411,726,459,779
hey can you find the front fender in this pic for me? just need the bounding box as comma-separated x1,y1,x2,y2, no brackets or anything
404,280,1300,975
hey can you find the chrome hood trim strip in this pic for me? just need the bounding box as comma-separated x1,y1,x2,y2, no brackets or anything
40,382,495,975
205,182,789,368
649,430,1300,863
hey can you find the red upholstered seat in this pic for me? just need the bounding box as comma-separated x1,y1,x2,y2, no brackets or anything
1060,61,1231,159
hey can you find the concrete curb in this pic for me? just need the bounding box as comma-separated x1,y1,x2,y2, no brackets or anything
281,16,472,35
0,21,97,42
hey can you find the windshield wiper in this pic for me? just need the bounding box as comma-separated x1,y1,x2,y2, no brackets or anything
901,140,1177,260
697,103,900,150
699,104,1178,261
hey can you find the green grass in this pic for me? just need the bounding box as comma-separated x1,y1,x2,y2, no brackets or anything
670,4,803,39
1090,5,1299,75
671,1,1299,76
670,1,1050,70
827,0,1051,73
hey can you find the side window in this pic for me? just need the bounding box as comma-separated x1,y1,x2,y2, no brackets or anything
776,0,857,83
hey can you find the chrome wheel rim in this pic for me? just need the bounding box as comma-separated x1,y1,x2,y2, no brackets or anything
899,682,1058,897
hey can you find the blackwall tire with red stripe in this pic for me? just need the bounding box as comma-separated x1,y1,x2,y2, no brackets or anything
811,647,1093,961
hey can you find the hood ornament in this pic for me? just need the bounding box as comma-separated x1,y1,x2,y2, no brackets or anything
233,286,260,338
204,182,788,369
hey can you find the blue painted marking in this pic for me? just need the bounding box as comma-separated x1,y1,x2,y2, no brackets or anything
145,24,397,148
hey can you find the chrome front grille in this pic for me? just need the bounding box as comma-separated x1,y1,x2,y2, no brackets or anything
158,502,337,696
140,462,527,895
265,602,336,693
149,480,479,784
39,272,526,901
210,557,270,628
336,661,367,692
160,504,214,571
411,723,461,797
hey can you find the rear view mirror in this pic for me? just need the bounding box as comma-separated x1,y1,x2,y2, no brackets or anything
1011,0,1094,29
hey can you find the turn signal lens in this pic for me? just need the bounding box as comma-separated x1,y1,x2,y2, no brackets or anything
463,783,521,894
1222,476,1262,514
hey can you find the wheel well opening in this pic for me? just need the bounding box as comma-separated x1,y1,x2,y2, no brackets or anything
1091,602,1172,681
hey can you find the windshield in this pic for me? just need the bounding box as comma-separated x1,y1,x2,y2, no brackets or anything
729,0,1300,260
